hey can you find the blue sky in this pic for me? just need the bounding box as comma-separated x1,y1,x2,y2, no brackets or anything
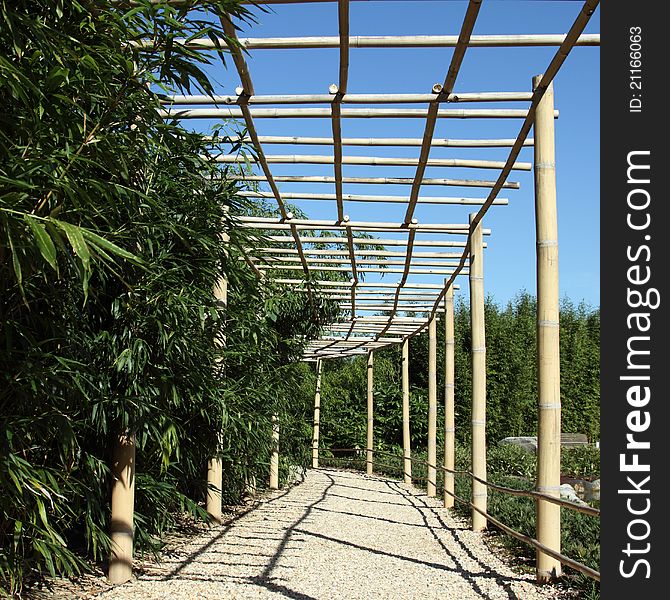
196,1,600,309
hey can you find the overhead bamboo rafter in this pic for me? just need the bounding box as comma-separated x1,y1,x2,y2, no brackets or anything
156,0,599,361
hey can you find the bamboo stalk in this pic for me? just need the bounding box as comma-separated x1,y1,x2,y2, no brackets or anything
312,359,323,468
240,191,509,205
163,91,534,105
444,285,456,509
402,339,411,483
534,76,562,583
214,153,532,171
108,431,135,584
266,236,479,246
269,414,279,490
257,256,462,267
206,234,228,522
427,315,438,497
367,351,374,475
257,265,467,275
161,33,600,50
259,248,464,258
225,135,533,147
232,174,520,189
161,107,556,119
469,214,487,532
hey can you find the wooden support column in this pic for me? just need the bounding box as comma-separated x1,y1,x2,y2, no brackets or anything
108,431,135,584
427,315,437,497
402,338,412,484
469,213,487,531
270,413,280,490
312,359,323,468
533,75,562,583
444,284,456,508
366,350,374,475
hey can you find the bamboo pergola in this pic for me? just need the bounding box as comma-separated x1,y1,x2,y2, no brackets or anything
109,0,600,588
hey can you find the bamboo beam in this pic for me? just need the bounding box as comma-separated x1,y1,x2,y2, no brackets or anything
534,76,562,583
274,279,453,290
312,359,323,469
215,154,532,171
240,191,509,206
161,107,557,119
402,338,411,484
257,265,467,275
266,236,483,246
257,256,463,268
232,175,520,189
427,315,438,497
444,285,456,509
259,248,464,259
206,228,228,522
108,431,135,584
226,135,533,148
164,33,601,50
469,214,487,532
404,0,482,226
269,413,279,490
367,350,374,475
163,91,534,105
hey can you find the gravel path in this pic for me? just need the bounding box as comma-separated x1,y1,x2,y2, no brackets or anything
96,468,567,600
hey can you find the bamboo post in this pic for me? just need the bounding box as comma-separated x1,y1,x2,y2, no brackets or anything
427,315,437,497
270,413,280,490
366,350,374,475
444,284,456,508
206,228,229,522
312,358,323,468
469,213,487,531
402,338,411,483
108,431,135,584
533,74,562,583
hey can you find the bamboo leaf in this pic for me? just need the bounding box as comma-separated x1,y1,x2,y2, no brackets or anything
26,216,58,274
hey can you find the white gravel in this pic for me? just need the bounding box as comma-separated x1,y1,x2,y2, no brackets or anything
95,468,568,600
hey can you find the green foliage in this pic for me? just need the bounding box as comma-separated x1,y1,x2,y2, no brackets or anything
0,1,336,594
319,291,600,454
561,446,601,480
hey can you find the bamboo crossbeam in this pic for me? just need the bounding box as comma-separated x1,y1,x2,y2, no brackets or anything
257,265,466,275
160,107,557,119
273,279,451,290
259,256,462,268
266,236,475,247
258,248,464,259
404,0,481,227
160,33,601,50
239,191,509,206
162,91,534,105
215,154,532,171
232,175,520,189
225,135,534,148
240,216,473,230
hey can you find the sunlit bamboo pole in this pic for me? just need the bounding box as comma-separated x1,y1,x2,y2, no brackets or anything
533,75,562,583
312,359,323,468
469,213,487,531
270,413,280,490
366,350,374,475
402,338,411,484
108,431,136,584
427,315,437,497
206,225,229,521
444,285,456,508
